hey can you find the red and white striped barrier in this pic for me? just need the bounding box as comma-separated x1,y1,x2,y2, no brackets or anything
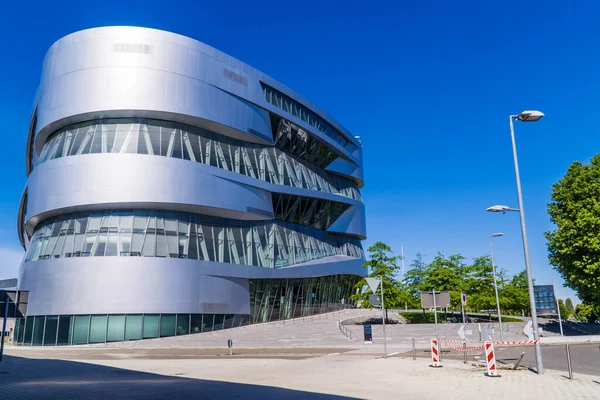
484,341,500,377
430,339,442,367
444,343,485,352
493,340,540,345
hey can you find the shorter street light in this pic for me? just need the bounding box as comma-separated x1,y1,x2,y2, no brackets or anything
489,232,504,341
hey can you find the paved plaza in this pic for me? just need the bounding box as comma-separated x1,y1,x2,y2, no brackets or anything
2,309,599,399
1,351,599,399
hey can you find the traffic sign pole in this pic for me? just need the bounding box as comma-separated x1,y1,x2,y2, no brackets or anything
432,288,439,346
460,293,466,326
380,276,387,359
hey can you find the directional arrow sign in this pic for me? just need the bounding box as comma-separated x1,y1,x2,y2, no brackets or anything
523,320,534,339
365,278,381,293
458,324,466,340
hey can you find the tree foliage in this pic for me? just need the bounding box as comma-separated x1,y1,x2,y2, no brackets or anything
402,252,529,315
558,299,570,320
352,242,411,309
565,298,574,313
354,243,531,316
546,155,600,310
574,303,594,323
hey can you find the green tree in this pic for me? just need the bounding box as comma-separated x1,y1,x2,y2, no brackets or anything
565,298,574,314
421,253,466,309
403,253,427,301
546,155,600,311
574,303,594,323
462,256,497,312
500,270,529,315
351,242,406,314
558,299,570,320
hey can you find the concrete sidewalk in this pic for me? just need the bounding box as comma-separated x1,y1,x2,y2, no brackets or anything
1,352,598,399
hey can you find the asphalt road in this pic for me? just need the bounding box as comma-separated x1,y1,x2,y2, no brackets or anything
441,344,600,376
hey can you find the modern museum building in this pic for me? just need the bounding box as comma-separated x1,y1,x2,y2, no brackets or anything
10,26,366,346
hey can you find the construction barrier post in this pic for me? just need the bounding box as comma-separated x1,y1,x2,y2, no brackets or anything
463,341,467,363
430,339,442,368
484,341,500,377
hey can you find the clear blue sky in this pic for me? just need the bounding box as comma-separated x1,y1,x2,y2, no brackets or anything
1,0,598,303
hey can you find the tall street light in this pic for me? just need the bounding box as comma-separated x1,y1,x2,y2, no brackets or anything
487,109,545,374
489,233,504,341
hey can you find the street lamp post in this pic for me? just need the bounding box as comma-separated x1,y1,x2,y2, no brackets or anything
486,110,545,375
489,233,504,341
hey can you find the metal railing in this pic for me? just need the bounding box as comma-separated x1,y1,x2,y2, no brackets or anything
338,320,356,341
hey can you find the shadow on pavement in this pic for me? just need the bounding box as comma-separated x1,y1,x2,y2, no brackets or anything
0,355,358,400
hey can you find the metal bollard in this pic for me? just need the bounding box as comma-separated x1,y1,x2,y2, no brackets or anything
565,344,573,379
463,341,467,364
439,341,442,362
412,338,416,360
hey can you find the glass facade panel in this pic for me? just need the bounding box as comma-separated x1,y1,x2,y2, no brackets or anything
32,316,45,345
249,275,360,323
25,211,364,268
107,315,125,342
176,314,190,336
160,314,176,337
72,315,90,345
24,316,34,345
203,314,215,332
223,314,235,330
34,118,361,201
142,314,160,339
89,315,108,343
12,298,355,346
213,314,224,331
125,314,142,340
261,83,352,150
190,314,203,334
57,316,73,345
43,316,58,346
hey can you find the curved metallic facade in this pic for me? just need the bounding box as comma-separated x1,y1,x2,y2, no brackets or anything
15,26,366,344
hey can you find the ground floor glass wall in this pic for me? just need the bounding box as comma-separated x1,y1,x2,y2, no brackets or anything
249,275,361,324
13,274,362,345
13,313,247,346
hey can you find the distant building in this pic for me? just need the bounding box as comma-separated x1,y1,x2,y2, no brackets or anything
13,27,366,345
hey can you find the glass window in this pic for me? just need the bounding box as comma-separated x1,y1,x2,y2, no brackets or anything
142,314,160,339
176,314,190,336
213,314,224,331
107,315,125,342
125,314,143,340
89,315,108,344
24,211,364,267
33,118,361,201
24,316,34,345
57,316,73,345
13,318,22,344
190,314,203,334
43,316,58,346
223,314,235,330
32,316,45,345
160,314,176,337
73,315,90,345
202,314,215,332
